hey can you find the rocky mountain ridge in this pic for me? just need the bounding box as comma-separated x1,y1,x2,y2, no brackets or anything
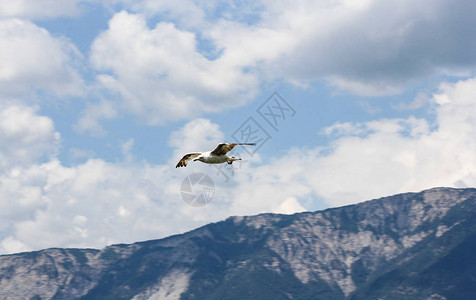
1,187,475,299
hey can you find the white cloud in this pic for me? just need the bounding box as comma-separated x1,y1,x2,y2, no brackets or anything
83,0,476,129
115,0,475,97
0,104,60,169
0,236,30,254
0,158,179,253
117,0,266,29
0,118,222,254
1,77,475,254
0,0,91,19
302,77,476,205
116,0,208,28
0,18,83,98
90,11,261,125
0,116,304,254
219,78,476,210
272,0,476,95
168,118,224,162
2,1,472,136
274,197,307,215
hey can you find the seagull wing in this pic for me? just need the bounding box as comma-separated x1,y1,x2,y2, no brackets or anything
210,143,256,156
176,153,201,168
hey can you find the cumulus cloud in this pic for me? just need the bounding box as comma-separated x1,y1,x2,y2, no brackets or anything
0,18,83,98
0,104,60,169
90,11,261,125
0,0,114,20
274,197,307,215
2,1,472,135
168,118,224,162
82,0,476,129
0,115,304,254
87,5,294,125
0,104,60,250
2,77,475,254
271,0,476,95
0,159,178,253
0,117,224,253
114,0,476,98
299,77,476,205
216,77,476,210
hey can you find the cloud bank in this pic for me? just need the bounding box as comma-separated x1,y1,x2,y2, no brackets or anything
1,77,476,254
85,0,476,123
0,18,83,99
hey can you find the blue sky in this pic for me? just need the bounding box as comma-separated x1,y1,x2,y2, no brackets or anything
0,0,475,254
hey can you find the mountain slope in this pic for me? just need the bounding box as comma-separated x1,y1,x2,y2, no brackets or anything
0,187,475,299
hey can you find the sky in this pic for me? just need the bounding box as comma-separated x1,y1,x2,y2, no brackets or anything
0,0,475,254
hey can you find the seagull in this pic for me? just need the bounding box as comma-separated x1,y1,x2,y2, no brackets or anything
176,143,255,168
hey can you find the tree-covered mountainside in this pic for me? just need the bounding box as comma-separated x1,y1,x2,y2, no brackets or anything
1,187,475,299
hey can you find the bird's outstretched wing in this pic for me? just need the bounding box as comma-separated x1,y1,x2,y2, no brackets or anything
176,153,201,168
210,143,256,156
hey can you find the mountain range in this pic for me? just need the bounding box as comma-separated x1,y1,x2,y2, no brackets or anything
0,187,475,299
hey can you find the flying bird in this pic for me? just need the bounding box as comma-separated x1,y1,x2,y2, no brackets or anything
176,143,255,168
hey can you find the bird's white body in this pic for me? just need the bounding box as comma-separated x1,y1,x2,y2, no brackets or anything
195,151,230,164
